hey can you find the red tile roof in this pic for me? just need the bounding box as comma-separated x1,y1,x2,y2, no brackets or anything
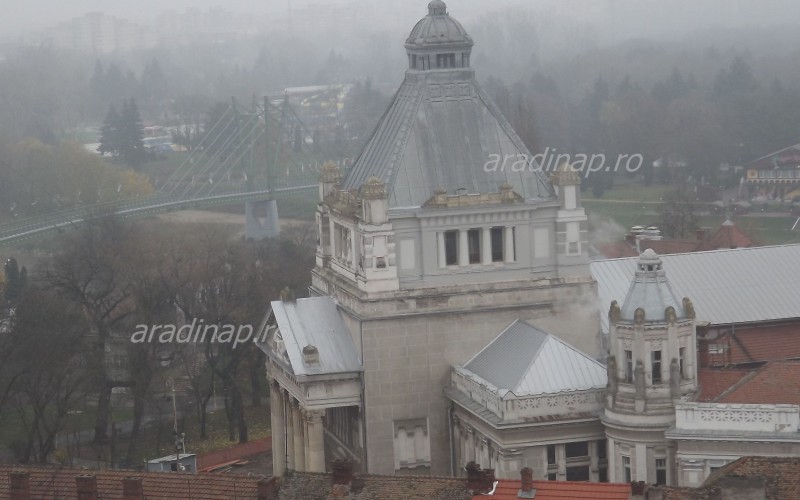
0,467,263,499
278,472,473,499
474,479,631,500
718,361,800,405
595,242,639,259
696,220,753,251
696,368,752,402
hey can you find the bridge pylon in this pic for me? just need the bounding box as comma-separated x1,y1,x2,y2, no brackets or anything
245,199,280,239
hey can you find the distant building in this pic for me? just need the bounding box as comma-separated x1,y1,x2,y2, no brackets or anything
745,142,800,201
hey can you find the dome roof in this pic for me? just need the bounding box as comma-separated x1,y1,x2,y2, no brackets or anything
406,1,473,48
619,249,687,323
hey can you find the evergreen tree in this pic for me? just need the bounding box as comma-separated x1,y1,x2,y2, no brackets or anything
98,105,121,158
119,99,146,168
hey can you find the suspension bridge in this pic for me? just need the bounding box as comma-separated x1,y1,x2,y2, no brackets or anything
0,97,337,247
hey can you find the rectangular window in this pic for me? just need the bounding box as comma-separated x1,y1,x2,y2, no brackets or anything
566,465,590,482
462,53,469,67
436,53,456,68
547,444,556,465
599,467,608,483
625,350,633,383
411,54,417,69
652,350,662,384
623,456,631,483
547,472,557,481
656,458,667,485
491,227,504,262
565,441,589,459
467,228,481,264
597,439,607,459
444,230,458,266
679,347,686,379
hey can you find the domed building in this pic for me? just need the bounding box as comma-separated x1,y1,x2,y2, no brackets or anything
260,0,595,478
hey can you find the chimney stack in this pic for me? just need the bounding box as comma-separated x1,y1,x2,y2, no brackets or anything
9,471,31,500
257,477,280,500
122,477,144,500
518,467,536,498
332,458,354,486
466,462,496,493
75,474,98,500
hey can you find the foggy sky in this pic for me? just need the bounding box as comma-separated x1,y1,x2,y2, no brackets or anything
2,0,799,42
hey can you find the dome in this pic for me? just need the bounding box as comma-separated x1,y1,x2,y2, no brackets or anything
405,1,473,48
619,249,687,323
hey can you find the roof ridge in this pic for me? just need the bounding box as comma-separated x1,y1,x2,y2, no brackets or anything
713,365,764,402
463,319,522,367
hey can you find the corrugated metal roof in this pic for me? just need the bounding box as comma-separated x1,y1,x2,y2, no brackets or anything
342,74,553,208
463,320,607,396
592,244,800,332
271,297,362,376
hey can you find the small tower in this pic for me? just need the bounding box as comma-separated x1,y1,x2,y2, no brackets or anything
357,177,398,292
551,163,589,276
603,249,698,486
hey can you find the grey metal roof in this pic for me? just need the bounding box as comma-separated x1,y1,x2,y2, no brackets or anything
620,249,685,322
342,74,554,208
593,244,800,333
463,320,607,396
270,297,362,376
406,3,472,48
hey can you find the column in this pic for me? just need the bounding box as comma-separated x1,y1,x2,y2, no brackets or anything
270,381,286,476
589,440,599,482
437,232,446,268
465,427,476,464
293,402,305,472
504,226,515,263
285,393,295,471
607,438,616,482
481,228,492,265
459,229,469,267
452,418,462,473
635,443,648,482
306,410,326,472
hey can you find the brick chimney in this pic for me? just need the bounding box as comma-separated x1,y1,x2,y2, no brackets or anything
122,477,144,500
9,471,31,500
75,474,98,500
257,476,280,500
518,467,536,499
332,459,354,486
466,462,496,493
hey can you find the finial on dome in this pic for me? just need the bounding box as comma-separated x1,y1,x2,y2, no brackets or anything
428,0,447,16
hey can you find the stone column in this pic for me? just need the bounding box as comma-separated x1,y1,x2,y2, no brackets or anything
504,226,515,262
452,417,462,473
465,427,476,464
481,227,492,265
437,232,446,268
285,393,295,471
270,381,286,476
293,402,306,472
459,230,469,267
306,409,326,472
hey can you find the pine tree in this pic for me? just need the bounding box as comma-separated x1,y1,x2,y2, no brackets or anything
119,99,146,168
98,105,121,158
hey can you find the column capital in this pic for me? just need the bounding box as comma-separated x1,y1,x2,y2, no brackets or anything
305,409,324,424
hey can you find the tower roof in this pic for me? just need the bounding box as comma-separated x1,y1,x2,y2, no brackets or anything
620,249,686,323
342,2,553,208
406,1,473,49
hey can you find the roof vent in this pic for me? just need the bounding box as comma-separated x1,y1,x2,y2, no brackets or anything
303,345,319,365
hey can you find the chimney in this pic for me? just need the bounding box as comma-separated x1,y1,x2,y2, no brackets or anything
122,477,143,500
518,467,536,499
9,471,31,500
75,474,98,500
332,459,354,486
696,228,707,241
257,476,280,500
466,462,495,493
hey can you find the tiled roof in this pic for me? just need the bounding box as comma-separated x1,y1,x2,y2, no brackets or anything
649,456,800,499
277,472,473,500
476,479,631,500
695,220,754,251
696,368,752,402
717,361,800,405
0,467,263,499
